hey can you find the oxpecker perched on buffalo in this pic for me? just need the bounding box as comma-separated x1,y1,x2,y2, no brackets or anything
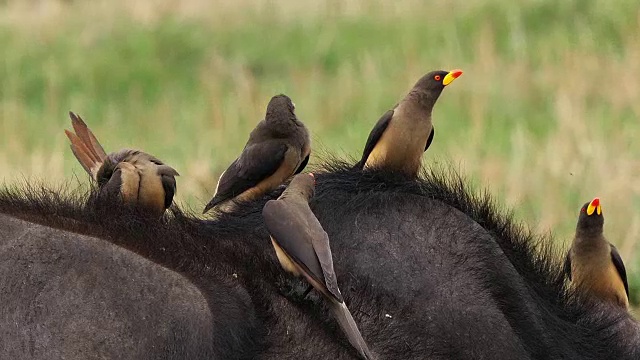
263,173,375,360
65,112,179,218
204,94,311,214
564,197,629,309
356,69,462,176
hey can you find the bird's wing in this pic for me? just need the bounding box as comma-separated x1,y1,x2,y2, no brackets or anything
294,153,310,175
263,201,328,289
563,251,572,281
307,214,343,302
356,109,394,168
424,127,435,151
610,244,629,297
204,141,289,212
65,112,108,180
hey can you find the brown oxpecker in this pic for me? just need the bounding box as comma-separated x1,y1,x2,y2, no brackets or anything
564,197,629,309
65,112,178,217
357,69,462,176
204,94,310,213
263,173,375,360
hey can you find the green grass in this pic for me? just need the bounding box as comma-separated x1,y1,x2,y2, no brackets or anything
2,0,640,306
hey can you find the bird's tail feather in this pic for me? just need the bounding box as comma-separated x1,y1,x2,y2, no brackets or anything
330,301,376,360
69,111,107,160
65,111,107,180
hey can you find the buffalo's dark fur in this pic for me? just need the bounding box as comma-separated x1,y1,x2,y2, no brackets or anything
0,213,222,359
0,162,638,359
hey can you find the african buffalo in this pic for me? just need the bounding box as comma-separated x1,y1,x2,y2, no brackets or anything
1,162,639,359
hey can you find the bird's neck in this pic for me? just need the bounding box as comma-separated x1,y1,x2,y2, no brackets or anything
404,90,436,115
266,118,301,138
573,230,607,252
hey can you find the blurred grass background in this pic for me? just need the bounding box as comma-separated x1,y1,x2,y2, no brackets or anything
1,0,640,307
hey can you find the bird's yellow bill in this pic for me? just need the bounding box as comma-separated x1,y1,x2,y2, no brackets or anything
443,69,463,86
587,197,601,216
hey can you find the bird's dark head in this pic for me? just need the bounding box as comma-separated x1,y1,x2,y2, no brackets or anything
577,197,604,234
95,150,139,186
411,69,463,108
96,159,116,187
281,173,315,202
265,94,296,122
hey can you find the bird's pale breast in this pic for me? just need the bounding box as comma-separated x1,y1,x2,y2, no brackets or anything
365,104,430,175
572,248,629,308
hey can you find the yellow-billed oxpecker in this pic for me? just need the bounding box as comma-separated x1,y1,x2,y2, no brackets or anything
65,112,179,217
262,173,375,360
356,69,463,176
564,197,629,308
203,94,310,213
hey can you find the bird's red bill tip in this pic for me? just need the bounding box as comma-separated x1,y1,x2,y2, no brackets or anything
590,197,600,207
450,69,463,78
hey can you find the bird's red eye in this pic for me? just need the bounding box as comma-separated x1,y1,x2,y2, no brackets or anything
434,75,441,81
